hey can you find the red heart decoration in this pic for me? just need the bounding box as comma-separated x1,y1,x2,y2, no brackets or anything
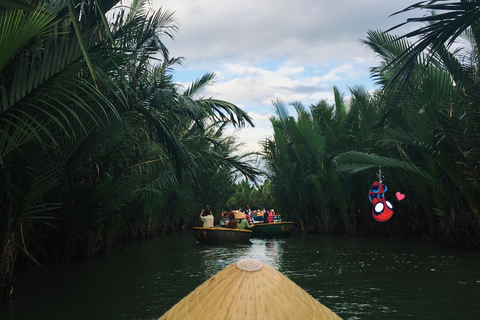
396,192,405,201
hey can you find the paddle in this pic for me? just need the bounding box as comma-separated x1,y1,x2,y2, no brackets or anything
252,224,274,239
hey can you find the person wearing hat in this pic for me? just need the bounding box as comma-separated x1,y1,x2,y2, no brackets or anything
235,211,253,230
199,205,214,228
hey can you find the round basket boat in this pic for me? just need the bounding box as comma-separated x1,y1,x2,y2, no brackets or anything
158,258,342,319
193,227,252,244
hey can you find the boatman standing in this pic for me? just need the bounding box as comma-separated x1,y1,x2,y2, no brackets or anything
200,205,214,228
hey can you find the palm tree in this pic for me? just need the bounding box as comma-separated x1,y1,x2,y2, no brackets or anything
385,0,480,91
336,7,480,247
263,94,360,234
0,0,260,300
1,0,134,299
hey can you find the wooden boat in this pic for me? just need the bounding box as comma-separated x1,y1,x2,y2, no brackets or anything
193,227,252,244
252,215,264,223
158,258,342,320
252,215,282,224
251,222,294,238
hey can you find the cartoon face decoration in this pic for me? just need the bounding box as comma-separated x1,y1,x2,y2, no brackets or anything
372,200,394,222
369,181,393,222
369,181,386,204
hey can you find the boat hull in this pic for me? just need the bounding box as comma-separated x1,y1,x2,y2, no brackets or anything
252,215,282,223
193,227,252,244
251,222,294,238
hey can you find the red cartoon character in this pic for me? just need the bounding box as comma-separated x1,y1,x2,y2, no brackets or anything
368,181,394,222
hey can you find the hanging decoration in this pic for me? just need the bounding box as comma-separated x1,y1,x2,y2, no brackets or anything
368,166,394,222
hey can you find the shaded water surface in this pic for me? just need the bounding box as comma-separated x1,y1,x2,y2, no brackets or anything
0,233,479,319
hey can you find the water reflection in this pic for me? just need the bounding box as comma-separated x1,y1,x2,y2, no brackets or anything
191,238,285,278
0,233,479,320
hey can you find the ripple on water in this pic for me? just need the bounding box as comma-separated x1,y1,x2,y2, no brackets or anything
1,233,479,320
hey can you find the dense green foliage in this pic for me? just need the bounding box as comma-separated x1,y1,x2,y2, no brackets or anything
0,0,259,300
263,1,480,248
263,89,384,235
225,179,275,212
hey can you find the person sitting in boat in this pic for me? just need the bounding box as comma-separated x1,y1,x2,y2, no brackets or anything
235,211,253,230
199,205,214,228
245,212,251,224
271,209,280,222
266,210,274,223
224,212,237,229
263,208,269,223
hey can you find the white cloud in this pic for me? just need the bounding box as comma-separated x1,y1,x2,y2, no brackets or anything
201,62,363,110
316,64,365,83
149,0,421,153
224,111,275,154
156,0,415,67
277,66,304,76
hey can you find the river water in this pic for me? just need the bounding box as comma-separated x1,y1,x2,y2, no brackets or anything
0,233,479,319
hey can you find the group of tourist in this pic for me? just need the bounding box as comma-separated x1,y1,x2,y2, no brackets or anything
199,205,277,229
224,210,252,230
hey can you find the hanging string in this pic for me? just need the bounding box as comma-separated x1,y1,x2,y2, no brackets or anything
378,165,382,184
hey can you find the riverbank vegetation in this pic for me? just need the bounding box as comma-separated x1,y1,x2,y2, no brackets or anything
0,0,259,300
225,179,275,211
263,1,480,249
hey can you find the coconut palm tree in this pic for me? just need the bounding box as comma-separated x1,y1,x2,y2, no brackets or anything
263,95,359,234
0,0,260,300
1,0,134,299
336,18,480,247
385,0,480,91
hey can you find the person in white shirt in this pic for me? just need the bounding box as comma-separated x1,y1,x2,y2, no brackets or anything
199,205,214,228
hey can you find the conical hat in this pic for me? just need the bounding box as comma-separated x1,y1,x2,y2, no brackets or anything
158,258,342,320
234,211,246,219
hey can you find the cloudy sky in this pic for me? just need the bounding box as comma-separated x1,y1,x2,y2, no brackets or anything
151,0,420,153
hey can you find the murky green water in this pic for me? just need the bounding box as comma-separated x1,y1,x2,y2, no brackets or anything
0,233,479,319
